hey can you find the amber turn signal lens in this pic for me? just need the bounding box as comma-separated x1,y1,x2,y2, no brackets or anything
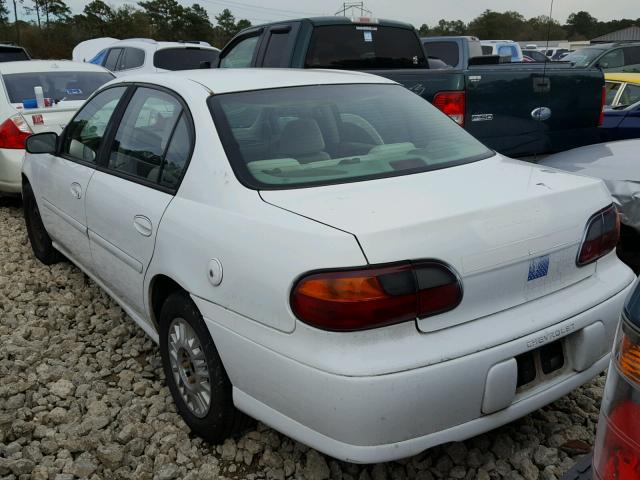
619,333,640,385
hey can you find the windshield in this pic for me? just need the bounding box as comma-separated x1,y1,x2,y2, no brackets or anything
564,48,605,67
3,71,114,104
153,48,219,70
210,84,492,189
305,25,427,69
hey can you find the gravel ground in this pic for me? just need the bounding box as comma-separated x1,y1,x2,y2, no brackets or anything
0,199,602,480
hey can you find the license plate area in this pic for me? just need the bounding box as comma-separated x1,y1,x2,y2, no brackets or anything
515,339,566,390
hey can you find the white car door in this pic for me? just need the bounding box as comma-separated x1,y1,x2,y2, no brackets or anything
34,86,128,269
85,86,193,318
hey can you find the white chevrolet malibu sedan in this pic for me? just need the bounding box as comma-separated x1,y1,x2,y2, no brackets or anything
21,69,636,463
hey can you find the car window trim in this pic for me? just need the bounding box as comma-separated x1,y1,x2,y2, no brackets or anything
257,23,300,67
96,82,196,195
58,84,133,169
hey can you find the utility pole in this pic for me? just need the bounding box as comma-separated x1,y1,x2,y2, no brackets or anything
12,0,19,43
335,2,372,18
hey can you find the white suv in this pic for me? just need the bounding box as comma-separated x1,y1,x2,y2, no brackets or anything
22,69,635,463
87,39,220,76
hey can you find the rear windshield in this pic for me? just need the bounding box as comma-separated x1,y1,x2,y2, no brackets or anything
210,84,492,189
0,47,29,62
153,48,219,70
423,41,459,67
3,71,114,104
305,25,427,69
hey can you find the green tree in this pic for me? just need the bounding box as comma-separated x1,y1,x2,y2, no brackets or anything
526,15,566,40
566,11,599,39
417,23,429,36
213,8,250,46
468,10,525,40
138,0,185,40
0,0,8,24
182,3,213,41
81,0,113,36
431,19,467,36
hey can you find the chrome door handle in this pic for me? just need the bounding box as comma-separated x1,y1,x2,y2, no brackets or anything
70,182,82,199
133,215,153,237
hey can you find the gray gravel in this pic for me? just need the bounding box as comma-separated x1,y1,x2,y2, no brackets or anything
0,199,602,480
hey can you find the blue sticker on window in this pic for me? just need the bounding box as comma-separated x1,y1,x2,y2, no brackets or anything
528,255,549,281
65,88,82,95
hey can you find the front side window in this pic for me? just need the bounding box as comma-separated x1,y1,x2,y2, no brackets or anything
153,48,219,71
62,86,127,163
600,49,625,70
210,84,492,189
119,48,145,70
107,87,183,183
3,71,114,104
220,36,260,68
605,81,622,106
305,25,427,69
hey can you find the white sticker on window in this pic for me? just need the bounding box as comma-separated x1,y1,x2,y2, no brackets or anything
364,31,373,42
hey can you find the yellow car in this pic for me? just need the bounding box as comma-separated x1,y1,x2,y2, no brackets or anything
605,73,640,108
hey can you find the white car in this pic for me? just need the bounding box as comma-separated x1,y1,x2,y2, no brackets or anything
22,69,635,463
0,60,113,194
86,39,220,76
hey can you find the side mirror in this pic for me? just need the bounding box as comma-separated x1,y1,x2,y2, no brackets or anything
25,132,58,154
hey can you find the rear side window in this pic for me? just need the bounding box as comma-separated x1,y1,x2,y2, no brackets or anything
153,48,219,70
119,48,145,70
210,84,492,189
220,36,260,68
619,84,640,107
157,114,192,188
600,49,625,70
104,48,123,70
498,45,518,61
481,46,493,55
424,41,459,67
3,71,114,103
305,25,427,69
623,47,640,73
262,31,290,67
0,47,29,62
107,88,186,185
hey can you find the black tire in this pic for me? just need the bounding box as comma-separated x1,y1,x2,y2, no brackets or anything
159,291,252,443
22,182,62,265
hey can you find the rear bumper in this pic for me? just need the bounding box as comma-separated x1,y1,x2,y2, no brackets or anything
0,148,25,193
197,261,635,463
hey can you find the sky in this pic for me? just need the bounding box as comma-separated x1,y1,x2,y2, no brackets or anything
59,0,640,27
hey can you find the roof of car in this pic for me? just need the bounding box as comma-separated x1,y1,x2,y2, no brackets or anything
237,16,414,35
116,68,396,94
112,39,219,51
0,60,110,74
605,72,640,84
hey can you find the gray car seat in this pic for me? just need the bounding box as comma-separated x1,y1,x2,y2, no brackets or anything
275,118,330,164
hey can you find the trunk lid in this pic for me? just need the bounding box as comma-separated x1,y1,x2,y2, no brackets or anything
13,101,84,134
261,155,611,332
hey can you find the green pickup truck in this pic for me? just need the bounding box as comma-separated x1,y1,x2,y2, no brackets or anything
216,16,605,158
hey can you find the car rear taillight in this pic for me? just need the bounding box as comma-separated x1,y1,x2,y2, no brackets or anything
593,289,640,480
433,91,465,126
599,85,606,127
291,261,462,331
576,204,620,266
0,115,32,149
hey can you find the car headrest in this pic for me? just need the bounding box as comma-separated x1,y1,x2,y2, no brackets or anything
277,119,326,156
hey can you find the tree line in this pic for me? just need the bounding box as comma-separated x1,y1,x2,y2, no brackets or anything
419,10,640,41
0,1,637,60
0,0,252,58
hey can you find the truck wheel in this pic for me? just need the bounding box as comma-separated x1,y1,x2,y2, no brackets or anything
159,291,252,443
23,182,62,265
